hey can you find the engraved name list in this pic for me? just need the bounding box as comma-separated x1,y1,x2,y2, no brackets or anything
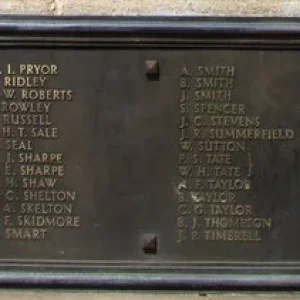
0,63,80,240
176,64,295,244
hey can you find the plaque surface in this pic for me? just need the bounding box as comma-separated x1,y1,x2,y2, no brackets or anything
0,17,300,288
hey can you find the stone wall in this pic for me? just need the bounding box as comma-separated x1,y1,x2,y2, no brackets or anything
1,0,300,16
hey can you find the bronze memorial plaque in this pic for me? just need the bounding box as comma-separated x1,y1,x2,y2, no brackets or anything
0,17,300,289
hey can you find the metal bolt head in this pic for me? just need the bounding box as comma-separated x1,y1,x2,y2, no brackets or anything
145,60,159,79
142,234,157,254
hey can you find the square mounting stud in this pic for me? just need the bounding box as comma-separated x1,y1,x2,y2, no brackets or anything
145,60,159,80
142,234,157,254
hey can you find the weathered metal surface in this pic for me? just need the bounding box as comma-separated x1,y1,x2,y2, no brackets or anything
0,17,299,289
